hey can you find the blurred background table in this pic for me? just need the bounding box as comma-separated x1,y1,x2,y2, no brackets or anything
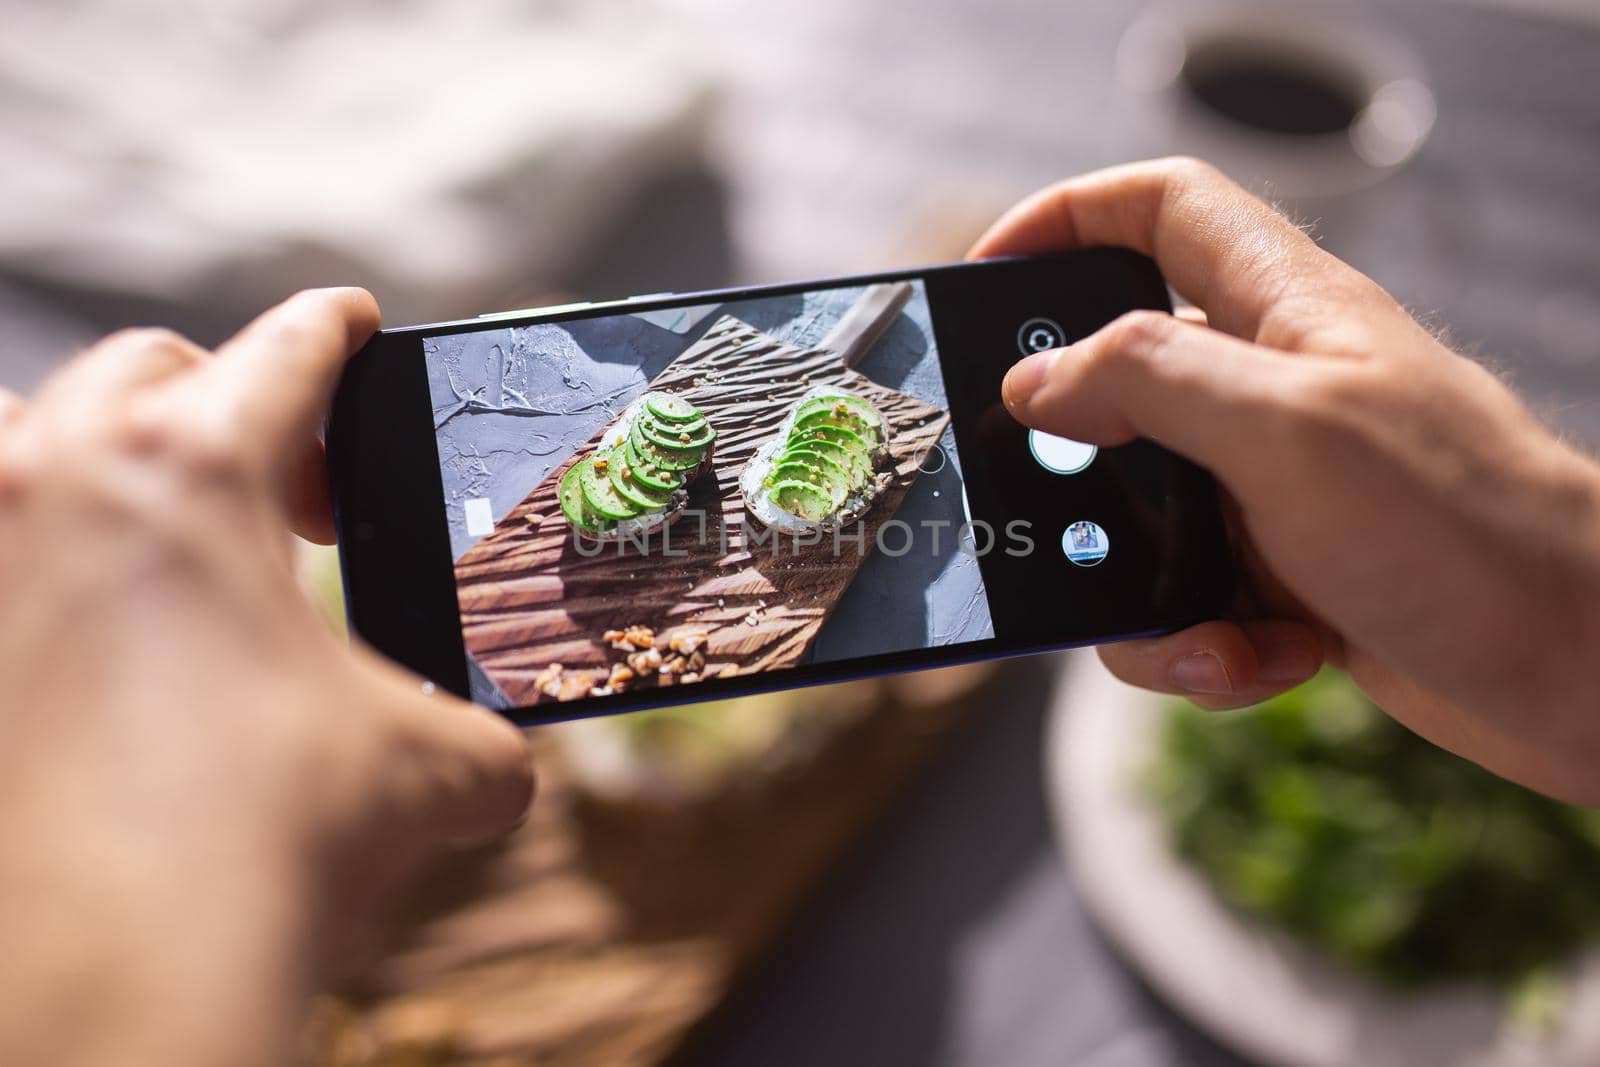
1,1,1597,1065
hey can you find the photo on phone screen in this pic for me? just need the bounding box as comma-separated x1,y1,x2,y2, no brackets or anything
331,252,1233,723
429,280,991,710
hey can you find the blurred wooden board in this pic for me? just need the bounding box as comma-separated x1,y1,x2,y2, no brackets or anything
454,312,949,706
310,666,997,1067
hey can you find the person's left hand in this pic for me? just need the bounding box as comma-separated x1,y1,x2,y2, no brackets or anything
0,290,534,1067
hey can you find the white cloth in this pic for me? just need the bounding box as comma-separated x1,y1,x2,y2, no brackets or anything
0,1,711,324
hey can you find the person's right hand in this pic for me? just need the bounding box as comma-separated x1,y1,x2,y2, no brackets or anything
972,158,1600,806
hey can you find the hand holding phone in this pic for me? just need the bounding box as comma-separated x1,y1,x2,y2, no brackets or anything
973,158,1600,807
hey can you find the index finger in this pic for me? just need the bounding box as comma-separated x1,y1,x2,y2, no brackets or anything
204,287,380,459
968,157,1368,342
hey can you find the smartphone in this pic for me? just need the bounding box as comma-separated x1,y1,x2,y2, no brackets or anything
328,250,1232,724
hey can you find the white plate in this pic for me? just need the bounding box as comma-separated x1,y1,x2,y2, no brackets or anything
1043,651,1600,1067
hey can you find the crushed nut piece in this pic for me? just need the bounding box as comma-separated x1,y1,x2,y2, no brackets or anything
607,663,636,691
557,674,592,702
627,647,664,677
623,625,656,650
602,629,624,644
535,663,564,698
661,654,687,676
668,631,707,655
593,455,609,473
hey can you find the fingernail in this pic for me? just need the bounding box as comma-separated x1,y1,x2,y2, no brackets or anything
1003,348,1061,409
1170,651,1234,695
1255,634,1321,685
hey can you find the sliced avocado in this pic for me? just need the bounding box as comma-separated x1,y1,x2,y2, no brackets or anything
607,447,673,511
794,407,878,445
630,418,702,472
790,415,876,454
780,435,870,483
832,393,884,430
643,391,700,424
639,411,715,451
792,426,873,473
559,461,601,531
796,393,882,431
579,455,643,521
765,460,847,510
793,395,847,421
773,445,854,495
624,434,687,493
769,480,834,522
797,392,876,421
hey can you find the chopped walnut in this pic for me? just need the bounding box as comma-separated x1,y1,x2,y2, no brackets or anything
623,624,656,650
535,663,564,699
557,674,593,702
606,663,636,692
667,631,707,655
593,455,609,473
661,654,687,677
602,629,624,644
627,647,663,677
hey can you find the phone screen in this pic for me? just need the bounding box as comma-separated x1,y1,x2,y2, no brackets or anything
330,252,1231,722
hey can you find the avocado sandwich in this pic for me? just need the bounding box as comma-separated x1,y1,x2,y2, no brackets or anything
740,386,890,533
559,391,716,541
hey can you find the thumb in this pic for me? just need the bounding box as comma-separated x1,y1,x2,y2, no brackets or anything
1000,309,1288,476
373,669,537,849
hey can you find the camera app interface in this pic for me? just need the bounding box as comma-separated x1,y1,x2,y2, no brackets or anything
424,281,1006,710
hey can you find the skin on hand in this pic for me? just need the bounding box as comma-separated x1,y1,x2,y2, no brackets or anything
0,290,534,1067
972,157,1600,807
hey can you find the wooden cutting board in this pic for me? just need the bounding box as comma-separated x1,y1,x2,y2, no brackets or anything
454,285,951,707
